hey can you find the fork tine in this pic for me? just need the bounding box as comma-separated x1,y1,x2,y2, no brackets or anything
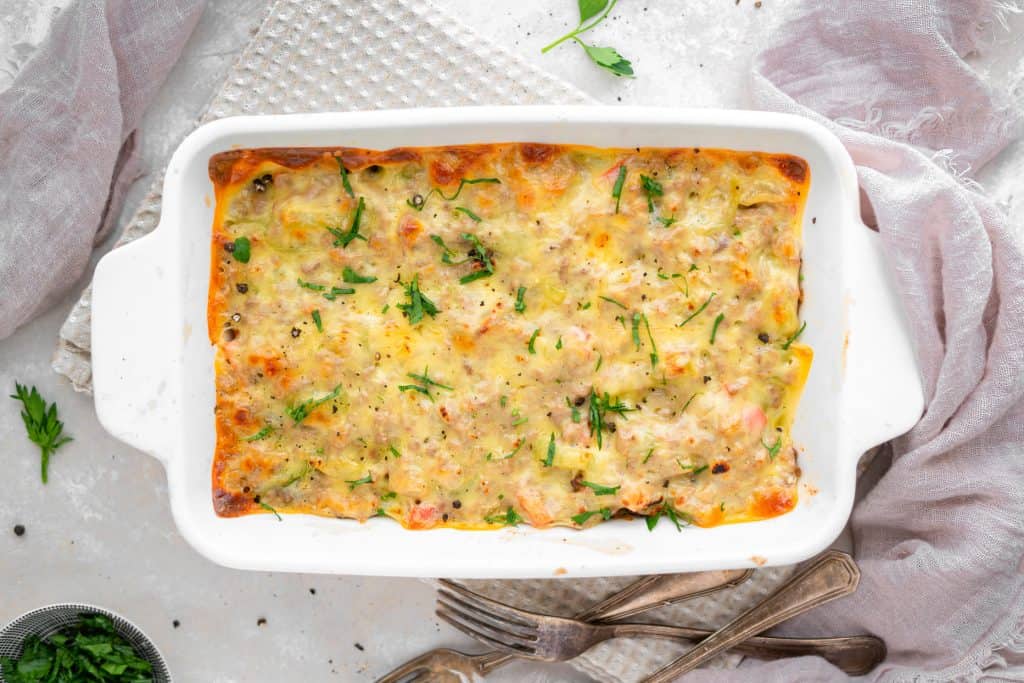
435,601,538,649
437,591,538,639
436,589,540,638
436,610,536,655
437,580,541,627
374,654,429,683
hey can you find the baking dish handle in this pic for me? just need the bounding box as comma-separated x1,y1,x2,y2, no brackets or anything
842,223,924,455
91,226,177,465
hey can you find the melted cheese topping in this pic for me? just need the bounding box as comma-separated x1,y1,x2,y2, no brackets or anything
208,143,812,530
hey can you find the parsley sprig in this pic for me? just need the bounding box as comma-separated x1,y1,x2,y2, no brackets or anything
484,506,523,526
587,388,633,449
10,383,72,483
327,197,367,247
541,0,633,77
572,508,612,525
640,175,663,213
430,233,496,284
646,503,694,532
399,367,453,401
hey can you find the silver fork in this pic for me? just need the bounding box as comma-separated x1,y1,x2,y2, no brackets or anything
375,568,752,682
435,551,882,676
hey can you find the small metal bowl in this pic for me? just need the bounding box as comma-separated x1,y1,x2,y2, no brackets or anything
0,603,170,682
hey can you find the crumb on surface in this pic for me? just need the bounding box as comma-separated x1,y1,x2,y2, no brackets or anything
751,555,767,566
13,524,25,537
257,617,267,627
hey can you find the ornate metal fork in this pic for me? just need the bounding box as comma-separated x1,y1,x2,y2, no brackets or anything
375,568,751,682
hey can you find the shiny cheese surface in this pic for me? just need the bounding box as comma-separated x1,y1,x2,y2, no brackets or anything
208,143,812,530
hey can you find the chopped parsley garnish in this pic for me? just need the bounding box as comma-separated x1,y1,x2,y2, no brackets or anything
566,397,582,423
323,286,356,300
381,303,390,313
511,415,528,427
500,439,525,459
640,174,663,213
397,274,440,324
381,491,398,500
281,462,312,488
543,432,556,467
595,353,603,371
407,177,501,211
455,206,482,222
611,164,627,213
646,503,694,532
10,383,72,484
657,272,670,280
781,321,807,350
500,395,508,407
631,312,642,350
710,313,725,344
681,393,698,412
677,292,716,328
231,236,251,263
260,502,282,521
587,389,633,449
763,436,782,460
484,506,522,526
430,234,459,263
657,216,677,227
571,508,612,525
400,367,453,401
643,447,654,464
514,286,527,313
286,385,342,423
312,309,323,332
555,336,563,350
336,157,354,197
641,313,658,368
297,278,326,292
342,266,377,283
581,480,620,496
457,233,496,284
345,474,373,490
241,425,273,442
678,461,708,476
527,328,540,354
578,301,592,310
388,445,402,459
327,196,367,247
599,295,627,309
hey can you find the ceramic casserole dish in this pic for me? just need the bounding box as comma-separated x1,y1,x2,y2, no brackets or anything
91,106,923,578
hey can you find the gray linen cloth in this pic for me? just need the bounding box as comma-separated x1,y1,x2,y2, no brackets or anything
0,0,206,339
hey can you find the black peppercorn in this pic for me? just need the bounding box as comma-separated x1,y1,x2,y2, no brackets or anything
13,524,25,537
236,283,248,294
758,333,770,343
452,500,462,509
291,327,301,338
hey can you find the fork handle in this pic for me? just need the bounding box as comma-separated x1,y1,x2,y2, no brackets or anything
599,623,884,675
576,568,753,622
642,551,860,682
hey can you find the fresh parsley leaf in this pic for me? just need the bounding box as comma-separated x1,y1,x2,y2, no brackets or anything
400,367,454,401
643,447,654,464
631,312,642,350
657,216,678,227
501,439,525,459
484,506,522,526
646,503,694,532
566,396,581,423
612,164,627,213
381,491,398,500
241,425,273,442
595,353,603,371
599,295,627,309
763,436,782,460
544,432,556,467
571,507,612,525
581,480,620,496
577,41,634,77
782,321,807,350
312,309,323,332
397,274,440,325
260,502,283,521
681,393,698,413
677,292,716,328
710,313,725,344
398,383,431,397
328,196,367,247
232,236,251,263
286,385,342,423
297,278,326,292
514,286,527,313
10,383,72,483
345,474,373,490
430,234,459,263
455,206,482,222
678,461,709,476
555,336,563,350
336,157,354,197
587,389,633,449
527,328,540,354
640,174,663,213
388,445,402,459
578,0,608,23
342,266,377,283
458,233,496,284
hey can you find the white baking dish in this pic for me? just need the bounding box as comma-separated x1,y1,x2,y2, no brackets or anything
91,106,922,578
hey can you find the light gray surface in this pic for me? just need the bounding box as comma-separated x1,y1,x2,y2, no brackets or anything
2,1,1022,681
